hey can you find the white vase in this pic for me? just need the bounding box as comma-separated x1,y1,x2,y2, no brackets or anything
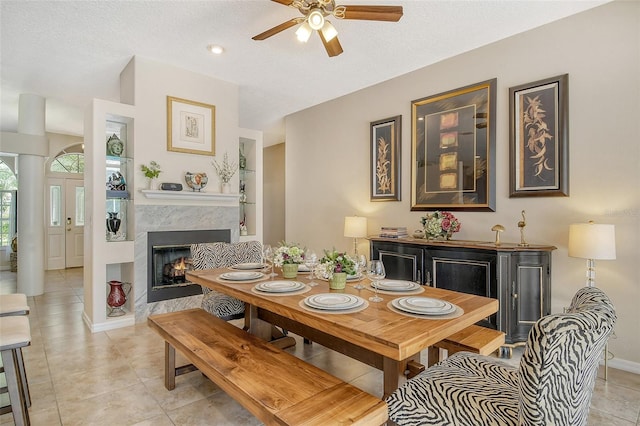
221,182,231,194
147,178,155,190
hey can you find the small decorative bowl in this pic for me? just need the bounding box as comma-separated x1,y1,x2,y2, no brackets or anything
184,172,208,192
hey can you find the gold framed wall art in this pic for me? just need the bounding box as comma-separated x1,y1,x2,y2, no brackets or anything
370,115,401,201
167,96,215,156
411,79,496,211
509,74,569,197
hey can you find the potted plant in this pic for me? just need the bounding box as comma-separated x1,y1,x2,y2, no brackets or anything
212,152,237,193
273,242,305,278
318,249,356,290
420,211,461,240
140,161,161,190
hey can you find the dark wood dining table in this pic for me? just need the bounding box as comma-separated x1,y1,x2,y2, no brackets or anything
186,268,499,398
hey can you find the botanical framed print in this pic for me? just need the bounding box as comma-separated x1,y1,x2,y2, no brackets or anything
167,96,215,156
509,74,569,197
370,115,401,201
411,79,496,211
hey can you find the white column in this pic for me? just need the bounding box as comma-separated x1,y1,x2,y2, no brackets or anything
17,94,46,296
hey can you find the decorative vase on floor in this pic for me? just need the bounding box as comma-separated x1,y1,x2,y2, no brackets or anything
107,280,131,317
282,263,299,279
329,272,347,290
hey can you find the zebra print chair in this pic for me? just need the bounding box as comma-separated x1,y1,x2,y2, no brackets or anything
190,241,262,321
386,286,616,426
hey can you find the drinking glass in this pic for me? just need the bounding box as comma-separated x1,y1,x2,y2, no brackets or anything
304,249,319,287
263,245,276,278
353,254,367,290
366,260,385,302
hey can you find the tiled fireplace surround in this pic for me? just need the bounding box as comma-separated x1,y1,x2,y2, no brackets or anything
133,204,238,322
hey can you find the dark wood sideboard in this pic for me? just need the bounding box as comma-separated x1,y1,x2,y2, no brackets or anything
369,237,556,351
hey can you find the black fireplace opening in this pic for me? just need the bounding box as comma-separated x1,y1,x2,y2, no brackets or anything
147,229,230,303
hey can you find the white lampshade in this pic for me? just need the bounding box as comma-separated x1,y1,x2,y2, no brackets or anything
568,222,616,260
344,216,368,238
320,21,338,41
295,21,313,42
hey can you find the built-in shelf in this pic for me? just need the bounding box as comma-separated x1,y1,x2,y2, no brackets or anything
140,189,240,202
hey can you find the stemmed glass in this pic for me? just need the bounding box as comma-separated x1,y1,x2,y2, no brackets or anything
263,245,276,278
353,254,367,290
366,260,386,302
304,249,319,287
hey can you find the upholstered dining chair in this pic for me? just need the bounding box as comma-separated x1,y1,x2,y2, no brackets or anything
386,286,616,426
190,241,262,321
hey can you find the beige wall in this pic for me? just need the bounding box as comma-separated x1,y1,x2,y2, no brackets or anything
263,143,285,247
120,56,240,200
285,1,640,370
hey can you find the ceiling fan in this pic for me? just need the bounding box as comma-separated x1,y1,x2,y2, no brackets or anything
252,0,403,57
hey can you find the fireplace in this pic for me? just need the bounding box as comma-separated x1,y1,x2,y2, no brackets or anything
147,229,230,302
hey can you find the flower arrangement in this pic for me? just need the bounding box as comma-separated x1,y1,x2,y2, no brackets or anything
420,211,461,240
318,249,356,279
212,152,237,183
273,242,305,267
140,161,161,179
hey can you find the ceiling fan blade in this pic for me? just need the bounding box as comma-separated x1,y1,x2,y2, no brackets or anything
252,18,300,40
319,32,343,57
341,5,403,22
271,0,294,5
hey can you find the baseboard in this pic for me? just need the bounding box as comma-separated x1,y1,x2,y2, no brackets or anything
606,358,640,375
82,310,135,333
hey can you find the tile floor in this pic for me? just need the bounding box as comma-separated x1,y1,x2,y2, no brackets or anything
1,268,639,425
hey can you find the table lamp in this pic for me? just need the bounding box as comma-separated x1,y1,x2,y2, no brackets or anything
568,221,616,287
344,216,368,256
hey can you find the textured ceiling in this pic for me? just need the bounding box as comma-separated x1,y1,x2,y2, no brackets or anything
0,0,609,145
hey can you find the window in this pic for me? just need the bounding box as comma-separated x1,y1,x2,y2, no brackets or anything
50,153,84,174
50,185,61,226
0,161,17,247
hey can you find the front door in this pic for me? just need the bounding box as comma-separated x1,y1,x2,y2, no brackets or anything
46,178,84,269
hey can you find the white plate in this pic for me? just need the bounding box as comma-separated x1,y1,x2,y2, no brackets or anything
298,264,311,272
304,294,364,310
255,280,306,293
231,263,267,270
347,274,362,281
392,297,456,315
220,271,264,281
372,280,420,291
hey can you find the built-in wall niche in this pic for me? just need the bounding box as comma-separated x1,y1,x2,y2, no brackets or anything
106,261,134,317
146,229,231,303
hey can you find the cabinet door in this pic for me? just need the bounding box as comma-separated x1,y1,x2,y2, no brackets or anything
371,242,423,283
508,252,551,342
426,248,497,329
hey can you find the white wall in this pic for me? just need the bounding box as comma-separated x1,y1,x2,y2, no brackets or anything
285,1,640,369
120,56,240,201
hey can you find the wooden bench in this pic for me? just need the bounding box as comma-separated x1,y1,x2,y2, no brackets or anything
148,308,388,426
427,325,506,367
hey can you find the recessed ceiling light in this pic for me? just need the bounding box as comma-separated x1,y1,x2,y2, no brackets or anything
207,44,224,55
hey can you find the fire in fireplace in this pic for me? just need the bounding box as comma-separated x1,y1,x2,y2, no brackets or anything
147,229,230,303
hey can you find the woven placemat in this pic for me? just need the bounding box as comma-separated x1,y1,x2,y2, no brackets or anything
363,284,425,296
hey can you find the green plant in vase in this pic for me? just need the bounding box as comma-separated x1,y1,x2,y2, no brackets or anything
273,242,305,278
140,161,161,190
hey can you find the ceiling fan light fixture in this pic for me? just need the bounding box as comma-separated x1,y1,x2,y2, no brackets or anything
295,21,313,42
320,21,338,42
308,9,325,30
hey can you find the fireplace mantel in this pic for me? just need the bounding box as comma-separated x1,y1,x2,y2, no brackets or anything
140,189,240,203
